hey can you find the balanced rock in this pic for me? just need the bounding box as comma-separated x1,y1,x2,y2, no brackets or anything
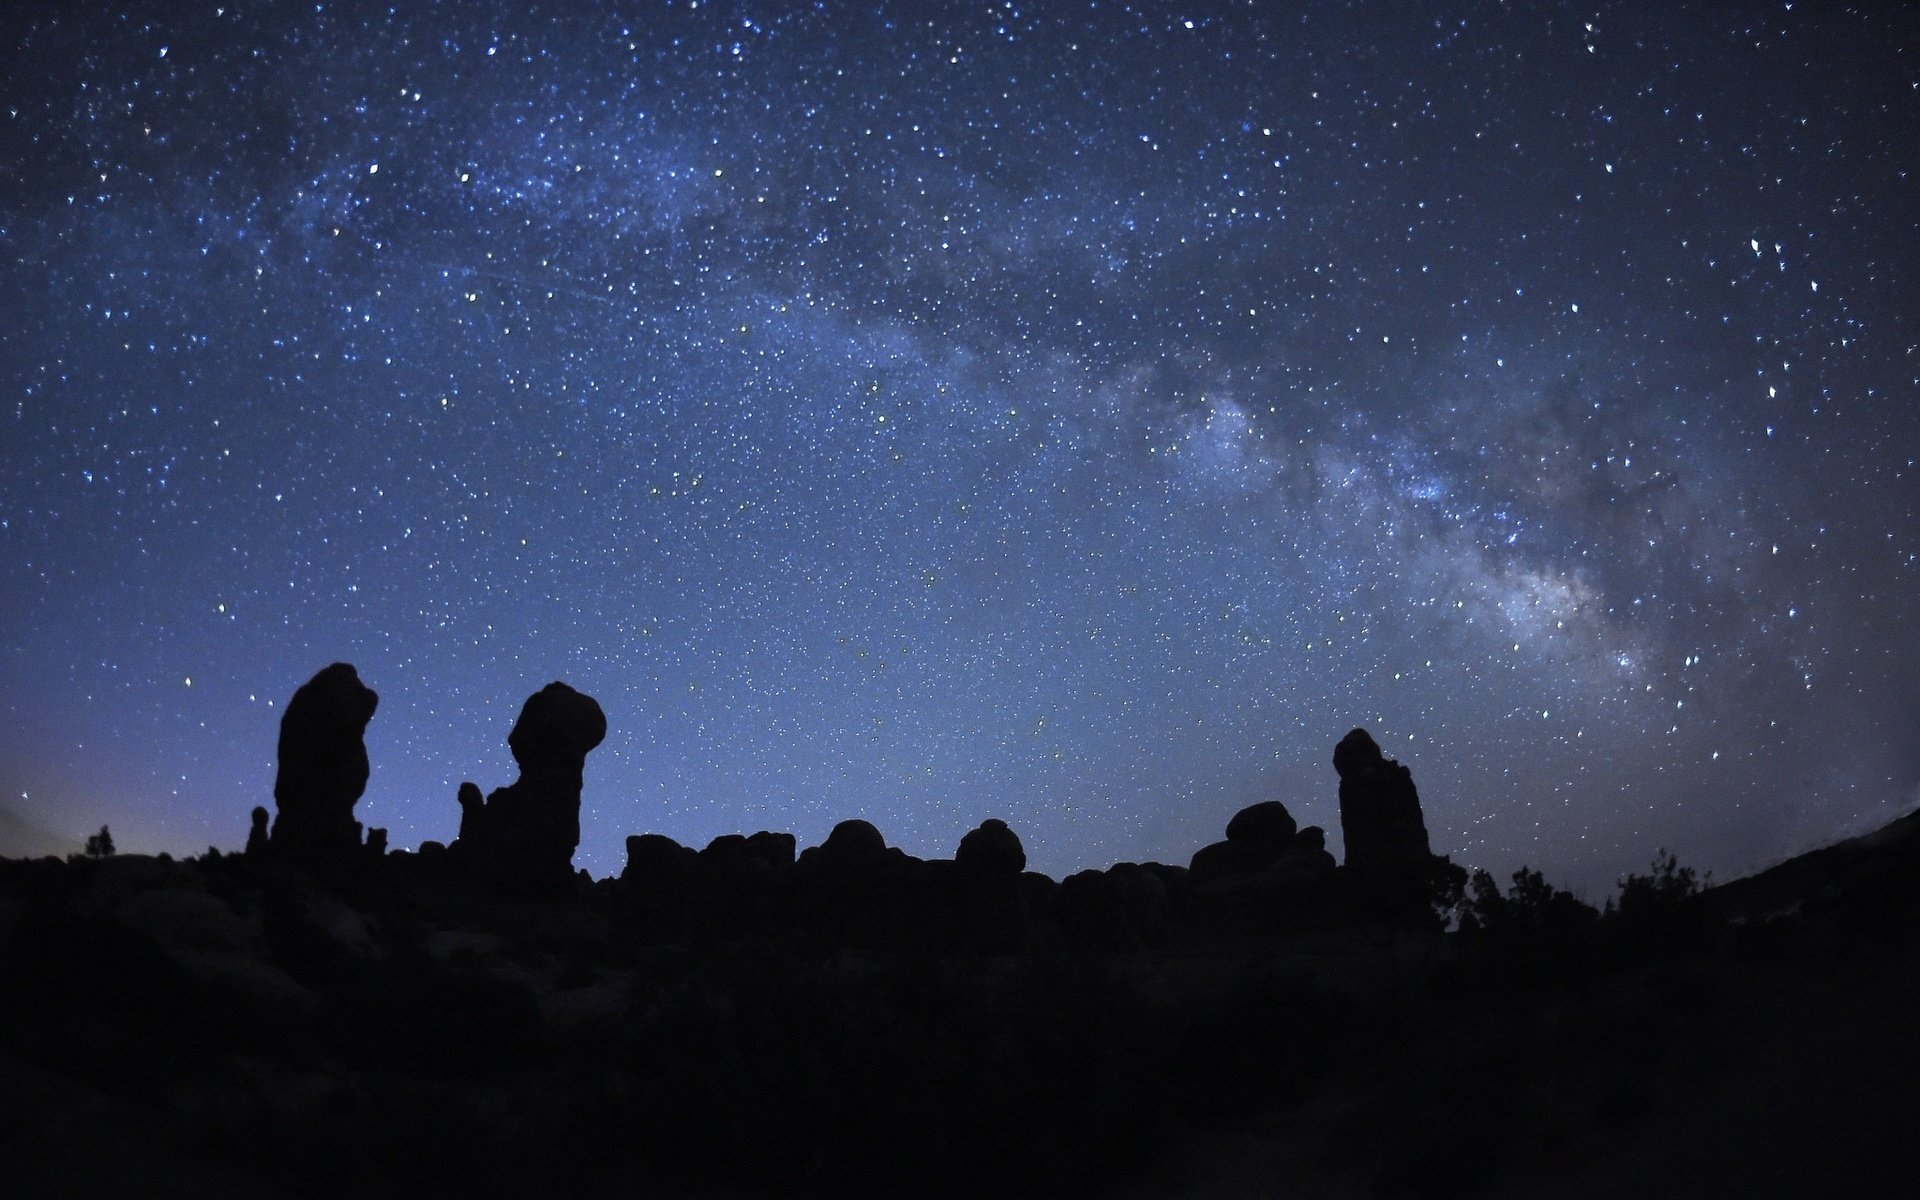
453,682,606,890
1191,800,1301,886
270,663,379,861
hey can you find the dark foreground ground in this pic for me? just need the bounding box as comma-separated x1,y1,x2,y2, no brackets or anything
3,813,1919,1199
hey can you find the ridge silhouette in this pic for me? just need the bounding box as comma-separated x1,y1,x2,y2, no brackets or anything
1,662,1915,1198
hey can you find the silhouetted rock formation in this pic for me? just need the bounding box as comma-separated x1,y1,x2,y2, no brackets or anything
269,663,379,862
451,682,606,891
805,817,889,869
1334,728,1431,865
1060,862,1180,950
1189,798,1338,930
956,818,1026,878
623,832,698,882
1334,727,1439,919
23,669,1920,1200
1225,799,1298,844
245,805,269,856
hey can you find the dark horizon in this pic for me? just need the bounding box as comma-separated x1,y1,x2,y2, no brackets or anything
7,663,1920,1198
3,1,1917,898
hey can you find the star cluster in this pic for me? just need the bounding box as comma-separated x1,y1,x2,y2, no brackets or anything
2,1,1915,892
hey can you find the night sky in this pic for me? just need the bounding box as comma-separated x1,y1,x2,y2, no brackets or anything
2,1,1915,895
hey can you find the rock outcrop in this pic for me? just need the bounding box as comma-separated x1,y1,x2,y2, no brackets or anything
269,663,379,862
805,818,889,870
956,818,1026,878
452,682,606,891
1190,799,1333,887
1187,796,1338,930
1334,728,1431,870
1225,800,1297,845
1334,727,1439,919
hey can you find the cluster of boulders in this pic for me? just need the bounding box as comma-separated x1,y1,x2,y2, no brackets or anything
1187,799,1338,928
250,665,607,894
247,663,1454,935
619,816,1047,953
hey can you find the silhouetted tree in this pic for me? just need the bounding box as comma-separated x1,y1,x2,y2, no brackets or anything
1608,849,1705,919
1427,854,1469,927
84,825,114,858
1460,865,1597,938
1605,849,1716,954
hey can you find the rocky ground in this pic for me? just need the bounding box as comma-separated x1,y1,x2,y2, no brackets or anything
2,807,1917,1198
5,668,1913,1196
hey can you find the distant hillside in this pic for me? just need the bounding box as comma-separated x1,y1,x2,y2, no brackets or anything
1703,805,1920,923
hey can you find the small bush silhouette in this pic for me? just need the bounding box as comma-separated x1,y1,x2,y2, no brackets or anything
1462,866,1598,938
1605,849,1717,955
84,825,115,858
1609,849,1705,919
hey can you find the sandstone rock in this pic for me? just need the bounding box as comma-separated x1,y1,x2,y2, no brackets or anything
956,818,1026,877
1189,838,1283,886
1059,863,1171,951
452,682,606,890
810,818,888,867
270,663,379,861
1334,728,1431,871
745,830,797,869
623,833,697,881
1263,844,1338,889
1334,727,1438,920
1225,800,1298,845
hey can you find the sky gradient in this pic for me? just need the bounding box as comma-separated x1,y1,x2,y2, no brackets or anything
3,0,1915,894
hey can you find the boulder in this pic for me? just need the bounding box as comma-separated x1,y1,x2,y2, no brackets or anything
1225,800,1298,845
809,819,888,868
1189,839,1283,886
956,819,1026,878
1263,844,1338,889
1058,863,1171,951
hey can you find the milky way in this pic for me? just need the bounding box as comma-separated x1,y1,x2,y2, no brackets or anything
2,1,1915,892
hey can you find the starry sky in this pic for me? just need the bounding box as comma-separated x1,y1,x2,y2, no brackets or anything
2,0,1915,894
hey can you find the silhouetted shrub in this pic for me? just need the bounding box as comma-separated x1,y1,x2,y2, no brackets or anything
1462,866,1598,938
1605,849,1718,956
1457,865,1601,985
1610,849,1705,918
